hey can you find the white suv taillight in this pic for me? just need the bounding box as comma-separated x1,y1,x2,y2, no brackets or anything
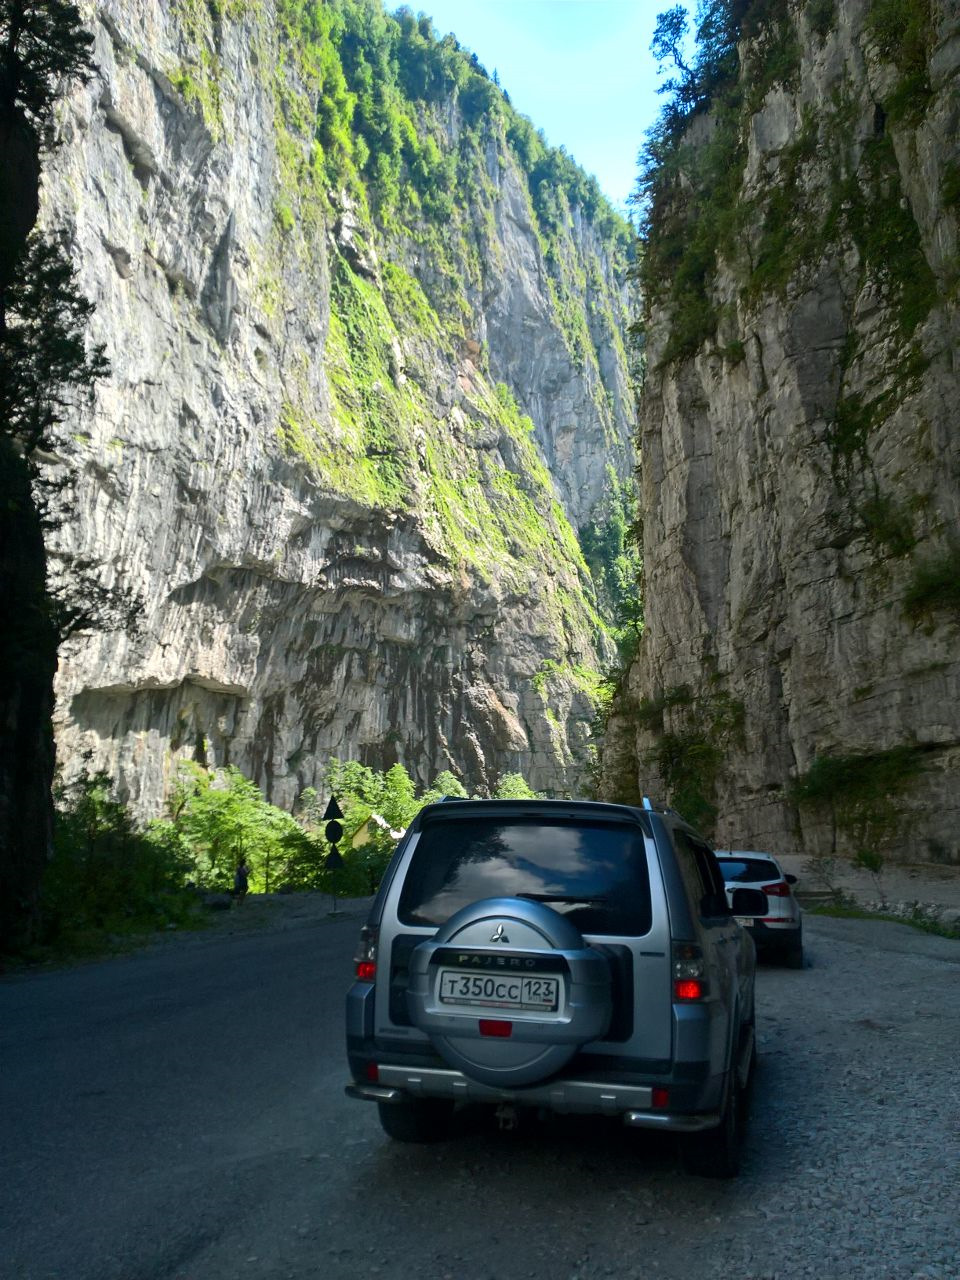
672,941,707,1001
762,881,791,897
354,924,378,981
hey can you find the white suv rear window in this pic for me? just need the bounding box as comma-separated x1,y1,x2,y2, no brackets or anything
717,858,779,883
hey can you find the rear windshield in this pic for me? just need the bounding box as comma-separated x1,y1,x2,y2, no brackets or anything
717,858,779,884
397,817,652,936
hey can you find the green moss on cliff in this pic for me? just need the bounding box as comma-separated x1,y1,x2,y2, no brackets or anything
865,0,934,124
635,681,745,836
902,544,960,625
790,745,926,866
641,3,940,364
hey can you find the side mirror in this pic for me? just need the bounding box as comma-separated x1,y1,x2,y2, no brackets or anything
731,887,768,917
785,873,798,885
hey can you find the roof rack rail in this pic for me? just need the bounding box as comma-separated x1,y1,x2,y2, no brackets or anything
642,797,679,817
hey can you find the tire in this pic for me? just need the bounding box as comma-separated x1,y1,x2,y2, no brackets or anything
743,1019,758,1090
784,934,804,969
377,1097,453,1143
681,1068,743,1179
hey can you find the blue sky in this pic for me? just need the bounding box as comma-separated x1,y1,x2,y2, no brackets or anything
411,0,674,211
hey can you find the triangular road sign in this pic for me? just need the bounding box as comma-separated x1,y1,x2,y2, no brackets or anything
322,795,344,821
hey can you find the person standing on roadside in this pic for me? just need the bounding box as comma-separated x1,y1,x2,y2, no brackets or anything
232,856,250,905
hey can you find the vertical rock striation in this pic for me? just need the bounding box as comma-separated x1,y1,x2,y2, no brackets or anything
41,1,636,813
606,0,960,863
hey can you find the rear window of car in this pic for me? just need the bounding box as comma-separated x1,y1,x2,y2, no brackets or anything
717,858,779,884
397,816,652,936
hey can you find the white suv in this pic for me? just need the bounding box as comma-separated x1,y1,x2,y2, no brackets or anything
715,851,803,968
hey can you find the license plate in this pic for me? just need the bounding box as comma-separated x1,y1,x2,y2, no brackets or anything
734,916,755,927
437,968,560,1012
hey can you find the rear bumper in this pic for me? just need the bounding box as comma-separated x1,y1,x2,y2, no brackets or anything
345,1065,721,1132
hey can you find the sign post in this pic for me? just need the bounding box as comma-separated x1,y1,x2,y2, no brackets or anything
323,796,344,914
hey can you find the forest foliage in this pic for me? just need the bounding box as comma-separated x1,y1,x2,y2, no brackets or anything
20,760,541,958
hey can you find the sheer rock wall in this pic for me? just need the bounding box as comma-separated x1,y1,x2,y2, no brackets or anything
605,0,960,863
43,1,634,813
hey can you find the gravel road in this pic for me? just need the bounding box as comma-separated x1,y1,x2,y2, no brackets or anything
2,909,958,1280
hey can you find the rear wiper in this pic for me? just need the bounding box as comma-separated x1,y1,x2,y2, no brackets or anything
517,892,608,904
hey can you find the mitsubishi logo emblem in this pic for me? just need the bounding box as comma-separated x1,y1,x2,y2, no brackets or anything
490,923,510,944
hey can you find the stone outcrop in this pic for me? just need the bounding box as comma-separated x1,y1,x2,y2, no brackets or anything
605,0,960,863
42,1,635,814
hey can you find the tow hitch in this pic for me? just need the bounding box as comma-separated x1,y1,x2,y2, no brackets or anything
495,1103,519,1131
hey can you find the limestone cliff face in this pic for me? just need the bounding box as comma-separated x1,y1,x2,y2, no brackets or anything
42,1,634,812
605,0,960,862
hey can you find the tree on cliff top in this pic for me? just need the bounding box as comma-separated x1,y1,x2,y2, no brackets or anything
0,0,93,282
0,1,104,955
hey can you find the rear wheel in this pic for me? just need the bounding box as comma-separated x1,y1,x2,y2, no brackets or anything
680,1068,743,1179
784,933,804,969
377,1097,453,1143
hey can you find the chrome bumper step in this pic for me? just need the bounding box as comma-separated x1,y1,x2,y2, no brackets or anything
345,1066,721,1133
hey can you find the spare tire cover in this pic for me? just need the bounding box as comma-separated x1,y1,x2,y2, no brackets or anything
406,897,612,1087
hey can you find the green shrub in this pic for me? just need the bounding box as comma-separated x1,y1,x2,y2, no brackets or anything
858,493,916,557
492,773,542,800
902,544,960,624
942,161,960,213
27,754,546,957
36,774,197,955
789,745,926,870
865,0,934,123
166,762,301,893
637,684,745,836
807,0,837,39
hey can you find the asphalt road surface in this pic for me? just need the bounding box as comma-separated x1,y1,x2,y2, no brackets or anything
3,912,959,1280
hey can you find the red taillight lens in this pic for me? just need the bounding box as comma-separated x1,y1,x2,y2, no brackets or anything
674,979,705,1001
365,1062,379,1083
478,1019,513,1037
651,1086,670,1110
762,881,790,897
356,960,376,981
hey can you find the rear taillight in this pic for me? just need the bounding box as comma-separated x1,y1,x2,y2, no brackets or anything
354,924,378,981
762,881,791,897
672,942,708,1001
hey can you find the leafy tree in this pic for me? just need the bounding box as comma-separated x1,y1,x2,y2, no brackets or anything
416,768,469,809
164,763,300,892
651,6,694,101
578,467,643,658
0,232,108,451
304,759,422,893
0,0,94,275
35,772,195,954
0,0,104,955
492,773,542,800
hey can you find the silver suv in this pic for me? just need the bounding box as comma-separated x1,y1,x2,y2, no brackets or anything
344,797,766,1176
